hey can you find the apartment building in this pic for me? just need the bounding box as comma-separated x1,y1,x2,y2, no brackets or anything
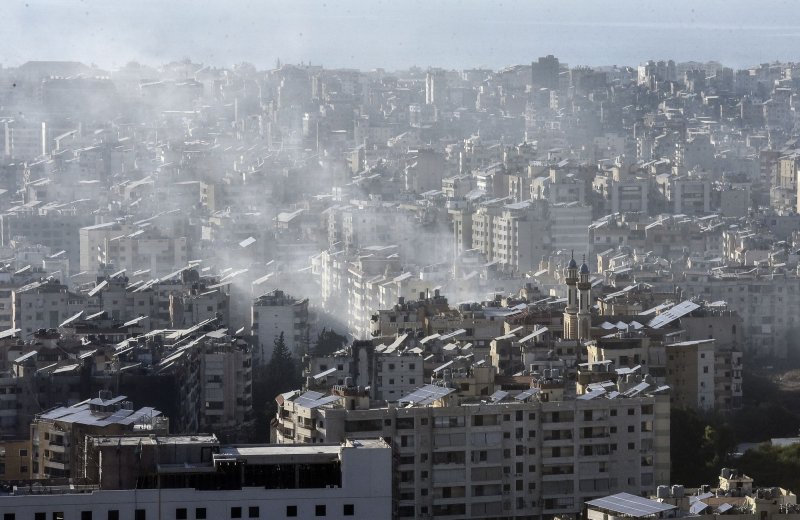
653,174,712,216
251,289,310,363
0,212,94,273
0,437,391,520
472,200,550,274
12,278,83,336
275,375,670,519
79,221,188,278
29,392,168,480
531,164,587,205
199,337,254,442
665,339,717,411
678,269,800,359
549,203,592,258
586,327,743,411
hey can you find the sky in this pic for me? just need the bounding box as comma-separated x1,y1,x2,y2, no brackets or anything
2,0,800,71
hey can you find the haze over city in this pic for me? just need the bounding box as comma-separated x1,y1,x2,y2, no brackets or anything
2,2,800,519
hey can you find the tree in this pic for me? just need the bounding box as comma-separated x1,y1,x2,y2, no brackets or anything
670,408,737,486
737,444,800,493
703,423,736,468
251,332,302,442
265,332,302,401
313,328,348,357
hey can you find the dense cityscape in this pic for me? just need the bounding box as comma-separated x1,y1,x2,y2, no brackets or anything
3,16,800,518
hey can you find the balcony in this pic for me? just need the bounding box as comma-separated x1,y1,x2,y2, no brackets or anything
542,455,575,464
48,443,66,453
542,433,573,445
541,471,574,481
44,460,69,471
295,425,314,438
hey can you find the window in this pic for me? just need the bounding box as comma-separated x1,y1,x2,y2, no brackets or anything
18,449,27,457
82,513,92,520
628,442,635,450
627,408,635,415
248,507,259,518
108,511,119,520
195,508,207,520
52,514,65,520
230,507,242,519
315,505,327,516
135,510,146,520
176,509,187,520
35,515,45,520
4,514,14,520
343,504,355,516
285,506,296,518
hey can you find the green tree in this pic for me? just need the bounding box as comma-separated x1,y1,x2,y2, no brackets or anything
670,408,737,486
737,444,800,493
313,328,348,357
703,423,736,468
251,332,302,442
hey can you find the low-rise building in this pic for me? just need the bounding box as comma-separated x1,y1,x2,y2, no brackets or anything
30,392,168,480
0,437,391,520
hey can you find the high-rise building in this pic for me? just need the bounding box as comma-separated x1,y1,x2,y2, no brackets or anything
531,55,560,90
251,289,310,363
425,68,447,106
275,376,670,519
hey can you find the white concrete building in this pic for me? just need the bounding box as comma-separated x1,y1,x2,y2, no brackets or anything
79,222,187,278
549,202,592,257
12,279,83,336
0,439,391,520
251,289,309,363
472,200,550,274
276,377,671,519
